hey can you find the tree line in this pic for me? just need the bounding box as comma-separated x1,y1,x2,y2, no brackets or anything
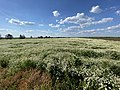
0,34,52,39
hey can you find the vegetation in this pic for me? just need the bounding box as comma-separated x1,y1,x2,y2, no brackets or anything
5,34,13,39
20,35,26,39
0,38,120,90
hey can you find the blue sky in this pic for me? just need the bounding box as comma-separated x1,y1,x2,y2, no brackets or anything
0,0,120,37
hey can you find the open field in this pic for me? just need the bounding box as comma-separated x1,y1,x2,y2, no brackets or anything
88,37,120,41
0,38,120,90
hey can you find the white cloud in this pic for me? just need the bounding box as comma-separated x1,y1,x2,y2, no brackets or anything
39,24,44,26
59,13,94,24
52,11,60,17
25,30,34,33
116,10,120,16
105,6,117,11
25,29,59,37
79,24,120,34
56,20,58,22
81,18,113,28
79,30,96,34
58,12,112,28
109,6,117,10
59,23,120,35
107,24,120,30
90,5,102,14
0,28,22,37
60,26,80,32
49,24,60,28
78,28,105,34
59,17,113,32
97,18,113,23
61,25,95,33
8,18,35,26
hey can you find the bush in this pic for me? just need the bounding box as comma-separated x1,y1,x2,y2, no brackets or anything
110,65,120,76
0,59,9,68
36,61,47,71
19,60,37,69
49,65,64,81
106,51,120,60
80,50,104,58
74,58,83,67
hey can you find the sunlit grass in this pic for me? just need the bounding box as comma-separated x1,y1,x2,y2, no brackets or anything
0,38,120,90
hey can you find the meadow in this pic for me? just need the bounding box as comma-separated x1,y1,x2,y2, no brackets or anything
0,38,120,90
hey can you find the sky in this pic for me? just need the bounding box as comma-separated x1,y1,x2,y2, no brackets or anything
0,0,120,37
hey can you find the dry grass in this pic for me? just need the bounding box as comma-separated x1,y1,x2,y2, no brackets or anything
0,68,52,90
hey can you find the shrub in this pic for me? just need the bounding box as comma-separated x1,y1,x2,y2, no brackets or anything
106,51,120,60
19,60,37,69
49,65,64,87
74,58,83,67
0,59,9,68
36,61,47,71
110,65,120,76
80,50,104,58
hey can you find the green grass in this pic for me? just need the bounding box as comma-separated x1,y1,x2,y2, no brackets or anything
0,38,120,90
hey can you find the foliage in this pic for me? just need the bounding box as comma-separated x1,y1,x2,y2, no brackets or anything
0,59,9,68
5,34,13,39
19,34,25,39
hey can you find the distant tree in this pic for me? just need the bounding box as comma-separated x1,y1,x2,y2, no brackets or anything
30,36,33,38
45,36,50,38
5,34,13,39
48,36,50,38
40,36,43,38
20,34,25,39
38,36,43,38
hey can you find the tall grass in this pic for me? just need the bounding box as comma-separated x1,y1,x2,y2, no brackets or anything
0,38,120,90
